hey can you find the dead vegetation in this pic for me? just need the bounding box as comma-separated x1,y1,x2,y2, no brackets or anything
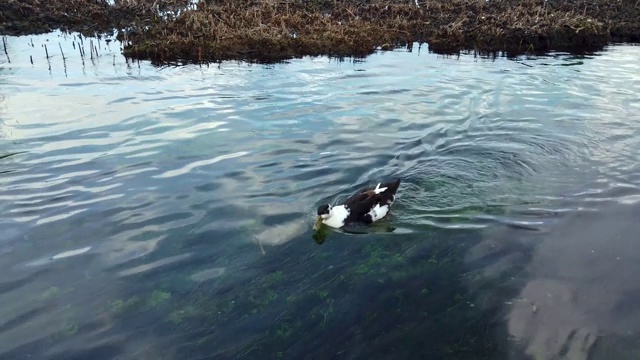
1,0,639,63
1,0,136,37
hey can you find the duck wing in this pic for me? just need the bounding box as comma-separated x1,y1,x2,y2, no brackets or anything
342,178,401,223
343,178,401,204
343,192,384,223
343,188,375,206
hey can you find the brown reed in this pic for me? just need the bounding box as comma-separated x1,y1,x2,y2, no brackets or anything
1,0,639,64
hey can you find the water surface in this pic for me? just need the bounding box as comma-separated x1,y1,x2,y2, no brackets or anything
1,34,640,359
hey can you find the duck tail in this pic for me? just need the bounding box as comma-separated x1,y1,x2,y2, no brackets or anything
386,178,401,194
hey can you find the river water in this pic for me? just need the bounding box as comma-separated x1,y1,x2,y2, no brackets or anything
1,33,640,359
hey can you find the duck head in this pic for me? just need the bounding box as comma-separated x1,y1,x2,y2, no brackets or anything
314,204,332,230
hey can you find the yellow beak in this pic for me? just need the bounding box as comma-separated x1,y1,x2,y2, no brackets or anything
313,216,323,231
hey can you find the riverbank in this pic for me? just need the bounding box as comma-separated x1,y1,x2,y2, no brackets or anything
1,0,638,63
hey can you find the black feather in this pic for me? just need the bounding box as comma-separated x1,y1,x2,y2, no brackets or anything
341,178,401,225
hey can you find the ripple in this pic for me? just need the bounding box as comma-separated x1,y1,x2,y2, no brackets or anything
153,151,249,179
190,267,226,282
117,253,194,277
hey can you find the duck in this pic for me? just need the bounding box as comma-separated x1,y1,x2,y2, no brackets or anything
313,178,401,230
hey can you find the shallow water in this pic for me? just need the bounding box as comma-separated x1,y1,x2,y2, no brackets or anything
1,33,640,359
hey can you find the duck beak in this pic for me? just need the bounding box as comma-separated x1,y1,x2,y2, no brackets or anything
313,216,323,231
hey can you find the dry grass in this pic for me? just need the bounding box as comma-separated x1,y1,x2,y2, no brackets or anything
0,0,156,37
1,0,639,63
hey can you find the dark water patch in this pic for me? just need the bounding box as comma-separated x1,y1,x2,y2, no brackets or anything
193,182,221,193
255,161,280,169
0,271,44,295
0,151,25,160
159,227,520,359
46,343,125,360
291,139,313,145
0,306,51,334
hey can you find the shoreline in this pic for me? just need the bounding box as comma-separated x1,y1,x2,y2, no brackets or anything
1,0,639,64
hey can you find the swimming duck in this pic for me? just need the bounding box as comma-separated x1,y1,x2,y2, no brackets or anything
314,178,401,230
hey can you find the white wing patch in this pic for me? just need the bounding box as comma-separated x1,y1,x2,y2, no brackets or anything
322,204,350,228
367,203,389,222
373,183,388,194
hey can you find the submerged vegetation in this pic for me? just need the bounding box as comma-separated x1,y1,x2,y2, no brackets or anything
86,226,527,359
1,0,639,63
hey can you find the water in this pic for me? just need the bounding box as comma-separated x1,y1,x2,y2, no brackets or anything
1,32,640,359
